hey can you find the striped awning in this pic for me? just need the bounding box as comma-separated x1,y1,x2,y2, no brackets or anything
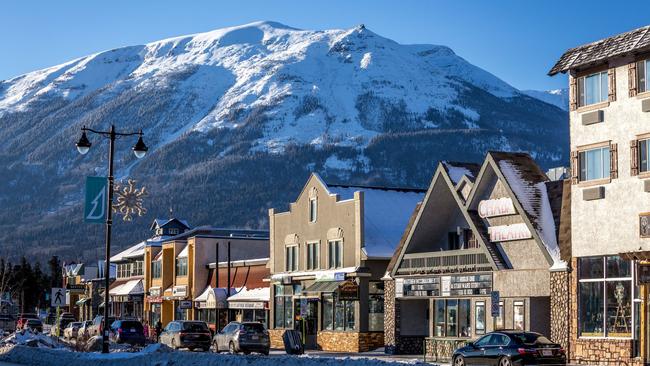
303,280,342,294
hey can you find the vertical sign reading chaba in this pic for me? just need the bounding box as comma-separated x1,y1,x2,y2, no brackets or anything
84,176,108,223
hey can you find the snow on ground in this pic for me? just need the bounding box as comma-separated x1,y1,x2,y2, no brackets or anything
0,344,431,366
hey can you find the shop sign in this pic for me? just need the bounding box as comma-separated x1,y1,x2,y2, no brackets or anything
490,291,500,317
66,284,86,293
441,276,451,297
487,223,532,242
196,301,209,309
478,197,516,218
128,294,143,301
401,274,492,297
337,280,359,301
172,286,187,298
640,213,650,238
229,301,265,309
147,296,162,303
334,272,346,281
179,300,192,309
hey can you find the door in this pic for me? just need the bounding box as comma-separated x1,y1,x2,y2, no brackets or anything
482,333,510,365
467,334,493,365
304,300,318,349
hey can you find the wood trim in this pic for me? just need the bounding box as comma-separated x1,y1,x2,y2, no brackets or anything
578,177,611,188
610,143,618,179
636,91,650,100
608,68,616,102
637,132,650,140
639,171,650,179
576,140,611,151
632,139,639,176
577,101,610,113
570,151,579,185
570,76,578,111
575,64,610,78
629,62,638,97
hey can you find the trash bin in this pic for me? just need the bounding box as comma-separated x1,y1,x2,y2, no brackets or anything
282,329,304,355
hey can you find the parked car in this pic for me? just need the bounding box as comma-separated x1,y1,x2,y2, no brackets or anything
0,314,15,334
213,321,270,355
109,320,146,346
23,319,43,333
16,313,39,330
87,315,116,338
52,314,76,337
159,321,211,351
63,322,83,340
452,331,566,366
77,321,93,341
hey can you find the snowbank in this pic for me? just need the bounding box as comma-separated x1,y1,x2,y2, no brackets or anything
0,330,65,349
0,345,427,366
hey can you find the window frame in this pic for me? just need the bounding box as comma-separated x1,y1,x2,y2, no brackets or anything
513,301,525,331
578,144,611,183
638,59,649,94
321,293,357,332
578,256,634,339
639,137,650,174
306,241,320,270
578,70,609,107
432,298,471,338
309,198,318,223
175,257,188,277
151,260,162,279
285,245,299,272
475,301,486,335
328,240,343,269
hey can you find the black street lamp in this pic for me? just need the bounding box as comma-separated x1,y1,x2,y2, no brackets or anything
75,124,147,353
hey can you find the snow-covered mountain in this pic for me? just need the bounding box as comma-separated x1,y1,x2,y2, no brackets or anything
522,88,569,111
0,21,568,259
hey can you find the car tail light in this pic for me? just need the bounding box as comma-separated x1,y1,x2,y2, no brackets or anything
517,348,535,355
559,348,566,355
117,328,122,334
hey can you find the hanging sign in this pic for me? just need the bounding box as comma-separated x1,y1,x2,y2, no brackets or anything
179,300,192,309
478,197,516,218
84,177,108,224
338,280,359,301
488,223,532,242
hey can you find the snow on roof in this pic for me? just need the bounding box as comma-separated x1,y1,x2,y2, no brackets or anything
151,218,191,230
327,185,424,258
228,287,270,302
110,242,145,262
442,161,480,185
177,245,188,258
109,279,144,296
497,159,566,269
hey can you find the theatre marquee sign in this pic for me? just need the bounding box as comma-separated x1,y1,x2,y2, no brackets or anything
487,223,532,242
396,273,492,298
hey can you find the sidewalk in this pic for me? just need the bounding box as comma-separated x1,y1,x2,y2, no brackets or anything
269,348,434,364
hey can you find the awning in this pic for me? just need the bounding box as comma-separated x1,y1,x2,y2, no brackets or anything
303,280,343,294
227,287,270,303
109,279,143,296
194,286,234,309
75,298,90,306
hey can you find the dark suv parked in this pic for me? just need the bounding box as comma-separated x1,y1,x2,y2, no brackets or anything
110,320,145,346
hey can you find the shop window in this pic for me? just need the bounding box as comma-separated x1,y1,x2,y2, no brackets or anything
322,293,356,331
639,139,650,173
578,256,633,338
579,146,610,182
306,242,320,270
475,301,486,335
175,257,188,276
328,240,343,269
273,285,294,329
368,281,385,332
638,59,649,93
433,299,471,338
495,301,504,329
577,71,608,107
151,261,162,279
513,301,525,330
285,245,299,272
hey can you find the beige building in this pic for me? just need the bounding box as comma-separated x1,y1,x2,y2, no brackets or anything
268,173,424,352
550,24,650,365
384,153,571,359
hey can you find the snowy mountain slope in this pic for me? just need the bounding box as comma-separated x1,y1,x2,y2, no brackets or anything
522,88,569,111
0,21,568,259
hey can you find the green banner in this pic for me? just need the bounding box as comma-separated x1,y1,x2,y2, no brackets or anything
84,176,108,224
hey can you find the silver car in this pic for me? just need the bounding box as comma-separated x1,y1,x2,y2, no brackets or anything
159,321,211,351
213,321,270,355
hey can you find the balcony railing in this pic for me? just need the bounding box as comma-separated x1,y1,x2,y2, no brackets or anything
396,248,492,275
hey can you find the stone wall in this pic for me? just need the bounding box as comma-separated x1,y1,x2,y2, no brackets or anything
269,328,382,352
383,280,398,353
269,329,286,349
569,258,642,366
550,269,570,352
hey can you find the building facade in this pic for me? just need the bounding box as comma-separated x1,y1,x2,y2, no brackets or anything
550,24,650,365
268,173,424,352
384,153,571,359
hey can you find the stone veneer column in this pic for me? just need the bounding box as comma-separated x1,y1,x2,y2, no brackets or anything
384,279,398,353
550,269,570,353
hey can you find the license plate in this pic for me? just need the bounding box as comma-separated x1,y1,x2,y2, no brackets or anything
541,349,553,356
252,335,259,340
130,328,136,333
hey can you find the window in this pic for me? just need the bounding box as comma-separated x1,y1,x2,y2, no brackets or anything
495,301,504,329
578,71,608,106
309,198,317,222
322,293,356,331
638,59,649,93
132,261,143,276
273,285,293,329
475,301,486,335
433,299,471,337
578,256,633,338
175,257,188,276
328,240,343,269
306,242,320,270
639,139,650,173
513,301,525,330
579,146,610,182
368,282,385,332
285,245,298,272
151,261,162,279
448,232,460,250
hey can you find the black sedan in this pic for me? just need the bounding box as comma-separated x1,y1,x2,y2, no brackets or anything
452,331,566,366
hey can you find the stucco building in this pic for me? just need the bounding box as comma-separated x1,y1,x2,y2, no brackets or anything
383,153,571,360
550,24,650,365
268,173,425,352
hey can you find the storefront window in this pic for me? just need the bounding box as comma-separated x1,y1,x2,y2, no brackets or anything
334,297,345,330
578,256,633,338
475,301,486,335
368,281,384,332
322,293,356,331
513,301,525,330
495,301,504,329
345,301,355,330
433,299,471,338
323,294,333,330
176,257,188,276
150,304,161,325
274,285,294,329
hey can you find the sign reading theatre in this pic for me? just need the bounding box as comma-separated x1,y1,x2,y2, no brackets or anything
487,223,532,242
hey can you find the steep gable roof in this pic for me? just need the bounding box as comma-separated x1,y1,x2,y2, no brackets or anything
441,161,481,185
549,25,650,75
150,217,191,231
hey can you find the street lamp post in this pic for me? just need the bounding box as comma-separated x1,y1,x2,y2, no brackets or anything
76,124,148,353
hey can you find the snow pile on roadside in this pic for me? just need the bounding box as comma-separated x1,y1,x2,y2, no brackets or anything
0,330,65,349
0,345,428,366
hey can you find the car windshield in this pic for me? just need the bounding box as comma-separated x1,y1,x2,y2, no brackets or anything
512,333,553,345
241,323,265,333
71,322,82,327
182,322,208,332
119,321,143,330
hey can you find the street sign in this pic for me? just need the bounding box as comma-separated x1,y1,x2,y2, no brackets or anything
490,291,500,317
51,288,67,307
84,176,108,223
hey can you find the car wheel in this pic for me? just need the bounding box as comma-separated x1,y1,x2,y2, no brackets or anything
498,356,512,366
243,350,251,355
212,340,219,353
229,341,237,354
202,347,209,352
453,355,465,366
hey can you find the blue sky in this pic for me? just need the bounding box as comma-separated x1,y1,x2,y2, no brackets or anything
2,0,650,90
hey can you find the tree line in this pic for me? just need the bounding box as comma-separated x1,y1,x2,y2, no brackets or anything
0,256,62,314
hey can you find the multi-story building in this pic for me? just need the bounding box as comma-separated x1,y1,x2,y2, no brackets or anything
143,226,268,328
62,262,100,319
383,153,571,359
550,24,650,365
268,173,425,352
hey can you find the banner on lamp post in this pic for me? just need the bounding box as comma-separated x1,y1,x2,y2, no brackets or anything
84,176,108,223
